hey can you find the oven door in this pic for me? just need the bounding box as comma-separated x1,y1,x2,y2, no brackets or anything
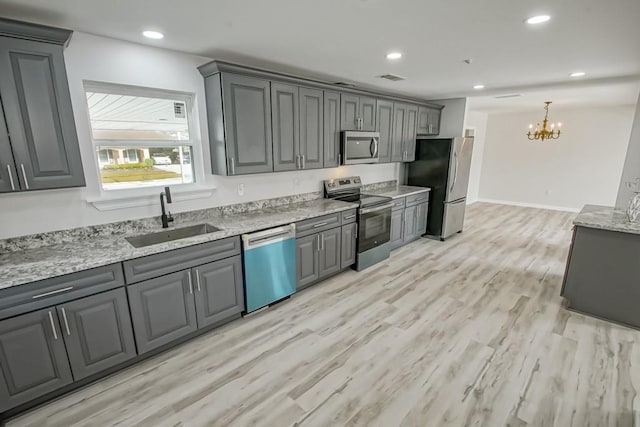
358,203,393,252
342,131,380,165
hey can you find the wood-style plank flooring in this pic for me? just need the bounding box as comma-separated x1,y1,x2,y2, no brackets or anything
9,203,640,426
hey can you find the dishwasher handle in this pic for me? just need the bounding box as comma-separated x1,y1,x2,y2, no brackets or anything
242,224,296,249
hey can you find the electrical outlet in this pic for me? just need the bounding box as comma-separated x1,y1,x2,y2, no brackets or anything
545,189,552,196
237,183,244,196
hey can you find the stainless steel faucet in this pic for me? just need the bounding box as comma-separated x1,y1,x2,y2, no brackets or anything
160,186,174,228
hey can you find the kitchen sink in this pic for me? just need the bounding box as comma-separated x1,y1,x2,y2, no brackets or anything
125,223,221,248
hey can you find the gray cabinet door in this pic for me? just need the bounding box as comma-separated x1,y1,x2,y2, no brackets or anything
57,288,136,381
0,37,84,190
127,270,197,354
429,108,441,135
404,105,418,162
340,223,357,269
296,234,319,290
0,97,18,193
323,91,341,167
359,96,377,131
0,308,72,411
319,227,341,279
376,100,393,163
417,106,430,134
390,209,405,250
391,103,406,162
416,202,428,237
271,83,299,172
403,205,418,242
221,74,273,175
193,256,244,329
340,94,359,131
299,87,323,170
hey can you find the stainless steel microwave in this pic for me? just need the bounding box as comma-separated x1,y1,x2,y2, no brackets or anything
341,131,380,165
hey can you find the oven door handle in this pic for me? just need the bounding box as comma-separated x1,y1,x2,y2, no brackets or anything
359,203,394,215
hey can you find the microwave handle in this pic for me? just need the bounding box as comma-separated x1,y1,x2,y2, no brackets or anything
370,138,379,158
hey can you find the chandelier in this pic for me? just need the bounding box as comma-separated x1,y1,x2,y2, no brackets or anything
527,101,562,141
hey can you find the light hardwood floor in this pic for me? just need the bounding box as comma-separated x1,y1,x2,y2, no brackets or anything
8,203,640,427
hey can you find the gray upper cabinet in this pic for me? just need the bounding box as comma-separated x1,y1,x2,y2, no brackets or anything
193,256,244,329
271,83,299,172
404,105,418,162
0,308,73,411
220,74,273,175
296,234,319,290
340,223,357,269
127,270,198,355
0,98,17,193
391,103,406,162
0,28,85,191
323,91,341,167
376,100,394,163
57,288,136,381
319,227,341,279
340,94,376,131
299,87,323,170
390,209,404,250
417,106,442,135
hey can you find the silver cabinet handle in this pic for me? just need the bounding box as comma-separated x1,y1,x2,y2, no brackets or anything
229,157,235,175
344,214,356,220
313,222,327,228
48,311,58,340
187,273,193,294
20,164,29,189
321,234,325,251
296,155,300,169
61,308,71,336
338,153,341,165
195,269,201,292
302,155,305,169
6,165,15,191
316,234,320,251
32,286,74,299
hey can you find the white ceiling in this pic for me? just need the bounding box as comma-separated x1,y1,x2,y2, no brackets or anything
1,0,640,102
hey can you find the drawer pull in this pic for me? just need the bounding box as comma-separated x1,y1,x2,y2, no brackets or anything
32,286,74,299
343,214,356,220
313,222,328,228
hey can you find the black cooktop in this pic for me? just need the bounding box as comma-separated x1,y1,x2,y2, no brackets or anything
324,176,392,208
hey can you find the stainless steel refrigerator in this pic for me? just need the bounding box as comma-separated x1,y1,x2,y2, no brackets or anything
406,136,474,240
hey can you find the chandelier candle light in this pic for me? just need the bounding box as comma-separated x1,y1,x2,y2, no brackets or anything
527,101,562,141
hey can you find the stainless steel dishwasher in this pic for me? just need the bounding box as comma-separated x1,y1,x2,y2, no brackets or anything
242,224,296,313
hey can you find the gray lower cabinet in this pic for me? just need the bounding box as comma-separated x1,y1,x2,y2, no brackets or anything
318,227,341,279
376,100,394,163
57,288,136,381
271,83,299,172
340,223,357,269
0,308,73,411
220,73,273,175
296,234,320,290
390,209,405,250
127,270,197,355
299,87,323,170
0,33,85,191
416,202,428,236
323,91,341,167
403,202,428,243
193,256,244,329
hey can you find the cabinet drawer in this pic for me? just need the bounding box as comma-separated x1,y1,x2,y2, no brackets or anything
0,264,124,321
341,209,357,224
296,213,341,238
405,191,430,207
391,198,406,211
123,237,241,284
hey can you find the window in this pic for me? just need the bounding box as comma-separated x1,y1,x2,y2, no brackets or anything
85,83,196,191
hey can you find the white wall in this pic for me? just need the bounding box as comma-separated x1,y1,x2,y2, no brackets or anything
615,94,640,209
427,98,467,138
0,33,399,239
477,106,635,211
464,111,488,203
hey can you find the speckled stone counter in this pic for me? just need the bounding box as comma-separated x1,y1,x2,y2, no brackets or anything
363,185,431,199
0,198,357,289
573,204,640,235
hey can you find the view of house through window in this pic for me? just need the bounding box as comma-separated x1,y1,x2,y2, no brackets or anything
85,85,195,190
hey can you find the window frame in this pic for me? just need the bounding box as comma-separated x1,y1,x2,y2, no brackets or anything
83,81,200,193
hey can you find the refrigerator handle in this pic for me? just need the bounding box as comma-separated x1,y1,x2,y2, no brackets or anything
450,151,459,193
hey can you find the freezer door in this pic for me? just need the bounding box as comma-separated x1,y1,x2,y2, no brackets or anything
446,137,474,202
442,199,466,239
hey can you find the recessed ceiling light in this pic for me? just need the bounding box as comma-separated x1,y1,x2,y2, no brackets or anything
143,30,164,39
386,52,402,60
473,84,485,90
525,15,551,24
570,71,586,77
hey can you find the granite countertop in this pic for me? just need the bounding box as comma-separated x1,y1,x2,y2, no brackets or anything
573,205,640,235
363,185,431,199
0,199,357,290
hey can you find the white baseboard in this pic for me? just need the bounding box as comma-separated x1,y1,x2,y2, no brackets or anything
474,198,580,213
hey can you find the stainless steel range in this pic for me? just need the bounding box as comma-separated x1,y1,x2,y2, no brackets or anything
324,176,393,271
